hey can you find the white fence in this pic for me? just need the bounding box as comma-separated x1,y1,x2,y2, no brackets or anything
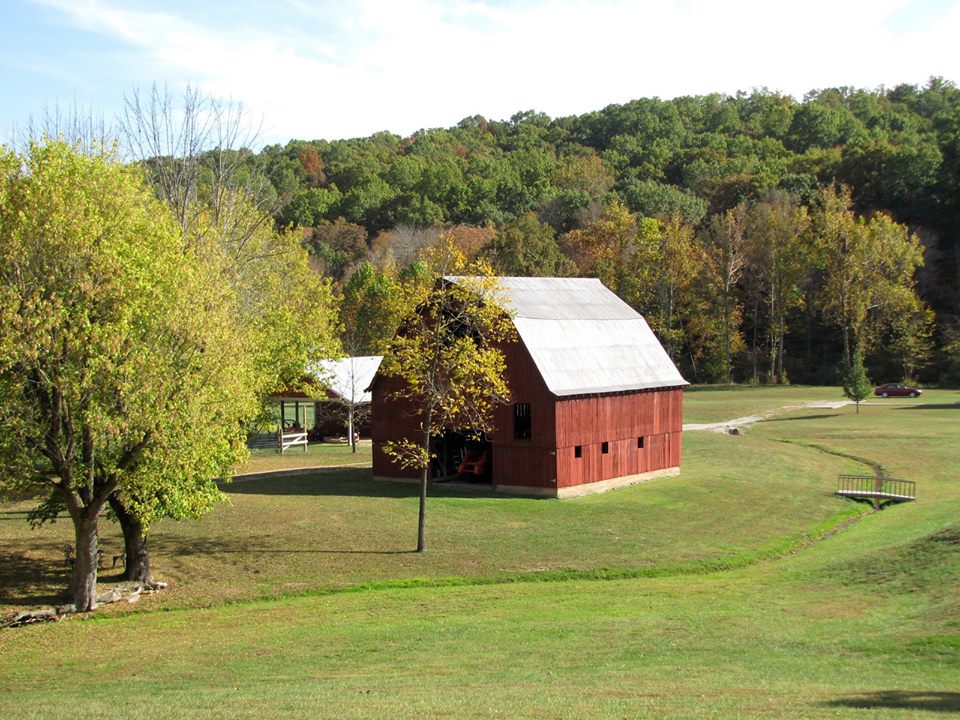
278,429,308,454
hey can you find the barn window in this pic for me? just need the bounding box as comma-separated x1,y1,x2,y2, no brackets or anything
637,436,644,449
574,445,582,458
514,403,532,441
601,441,609,454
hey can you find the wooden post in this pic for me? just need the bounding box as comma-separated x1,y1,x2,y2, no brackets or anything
300,403,307,452
277,402,284,454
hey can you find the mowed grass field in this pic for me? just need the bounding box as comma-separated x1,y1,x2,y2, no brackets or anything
1,387,958,719
239,441,372,475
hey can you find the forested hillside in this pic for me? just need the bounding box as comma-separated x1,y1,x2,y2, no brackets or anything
245,79,960,385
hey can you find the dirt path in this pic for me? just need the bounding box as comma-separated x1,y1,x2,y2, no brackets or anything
682,400,853,433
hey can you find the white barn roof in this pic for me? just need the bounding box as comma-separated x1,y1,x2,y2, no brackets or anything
449,276,687,397
311,356,383,403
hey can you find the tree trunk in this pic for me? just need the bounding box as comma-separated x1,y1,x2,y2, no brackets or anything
348,405,356,454
70,513,99,612
417,464,428,553
776,332,785,385
722,298,732,384
417,414,432,553
109,494,153,584
769,284,781,385
751,293,759,384
842,323,852,370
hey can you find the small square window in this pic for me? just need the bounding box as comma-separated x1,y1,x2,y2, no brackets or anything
637,436,644,449
514,403,531,441
574,445,582,458
601,441,609,454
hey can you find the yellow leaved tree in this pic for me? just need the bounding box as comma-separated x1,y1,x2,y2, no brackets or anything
379,235,515,552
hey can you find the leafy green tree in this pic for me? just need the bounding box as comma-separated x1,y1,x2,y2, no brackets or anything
340,262,404,356
0,140,265,610
278,186,342,228
336,263,406,453
100,188,340,586
482,213,574,277
747,192,813,383
812,186,927,366
646,213,707,364
787,101,862,152
703,204,749,382
67,85,341,584
842,348,872,413
839,132,942,221
561,201,656,297
339,176,397,230
740,90,795,139
250,81,960,384
617,177,707,225
379,235,515,552
540,153,614,231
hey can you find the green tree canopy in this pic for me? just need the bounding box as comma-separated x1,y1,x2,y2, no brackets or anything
482,213,574,277
0,140,267,611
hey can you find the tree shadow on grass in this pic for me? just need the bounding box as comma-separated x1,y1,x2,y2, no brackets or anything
683,384,760,393
0,540,135,610
150,535,417,557
760,413,841,423
895,403,960,411
0,509,36,523
0,547,69,608
823,691,960,713
224,467,519,501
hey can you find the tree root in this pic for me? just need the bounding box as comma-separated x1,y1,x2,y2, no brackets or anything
1,580,168,629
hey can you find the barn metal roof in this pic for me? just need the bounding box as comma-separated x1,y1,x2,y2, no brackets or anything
311,356,383,403
447,277,688,397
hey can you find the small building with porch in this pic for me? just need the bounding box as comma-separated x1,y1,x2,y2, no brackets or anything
250,356,382,449
311,355,382,439
369,277,687,498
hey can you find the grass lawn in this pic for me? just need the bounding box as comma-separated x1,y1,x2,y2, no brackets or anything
238,440,372,475
1,386,958,718
1,397,866,613
682,384,853,424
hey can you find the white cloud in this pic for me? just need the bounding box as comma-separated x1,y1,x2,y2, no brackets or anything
30,0,960,143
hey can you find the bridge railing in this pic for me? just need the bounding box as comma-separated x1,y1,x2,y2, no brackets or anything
837,474,916,500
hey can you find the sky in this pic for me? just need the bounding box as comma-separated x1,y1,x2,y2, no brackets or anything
2,0,959,146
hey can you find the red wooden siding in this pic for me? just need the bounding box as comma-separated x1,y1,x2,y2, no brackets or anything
554,388,683,489
370,372,423,480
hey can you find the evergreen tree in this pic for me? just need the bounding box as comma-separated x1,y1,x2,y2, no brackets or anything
842,348,872,414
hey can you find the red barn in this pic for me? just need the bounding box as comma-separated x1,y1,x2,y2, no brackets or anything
370,277,687,498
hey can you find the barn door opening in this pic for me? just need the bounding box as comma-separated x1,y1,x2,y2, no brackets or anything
432,430,492,484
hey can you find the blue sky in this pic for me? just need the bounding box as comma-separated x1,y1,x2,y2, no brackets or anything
2,0,959,146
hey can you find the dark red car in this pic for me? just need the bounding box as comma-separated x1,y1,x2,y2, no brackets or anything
874,383,923,398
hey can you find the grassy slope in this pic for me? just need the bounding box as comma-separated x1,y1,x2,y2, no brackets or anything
1,412,861,612
1,387,958,719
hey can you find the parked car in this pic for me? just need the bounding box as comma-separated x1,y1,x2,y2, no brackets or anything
874,383,923,398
